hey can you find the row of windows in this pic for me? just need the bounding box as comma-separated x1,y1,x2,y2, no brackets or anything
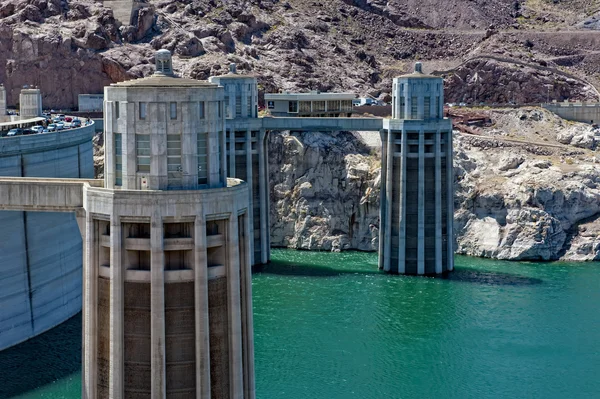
268,100,353,113
224,83,255,91
114,133,122,186
114,101,212,120
395,96,441,119
394,83,442,93
224,95,256,117
114,133,218,186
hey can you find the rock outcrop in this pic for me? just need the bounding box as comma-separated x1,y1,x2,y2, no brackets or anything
453,108,600,261
269,131,380,252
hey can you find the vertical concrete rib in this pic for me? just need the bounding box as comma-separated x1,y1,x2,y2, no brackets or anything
242,213,256,399
447,130,454,271
377,129,387,270
245,129,254,266
398,129,407,274
383,129,393,272
83,212,97,399
221,125,227,184
264,131,271,261
258,129,268,264
150,213,166,399
194,215,211,399
435,130,443,274
109,215,124,398
417,129,425,275
227,216,243,399
229,129,235,177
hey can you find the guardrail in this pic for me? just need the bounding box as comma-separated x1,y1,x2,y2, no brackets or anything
0,177,102,213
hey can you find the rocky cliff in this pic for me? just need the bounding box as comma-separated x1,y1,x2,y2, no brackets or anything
453,108,600,261
1,0,599,108
269,108,600,261
269,130,380,252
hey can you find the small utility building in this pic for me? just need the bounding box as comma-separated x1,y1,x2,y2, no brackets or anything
264,91,355,117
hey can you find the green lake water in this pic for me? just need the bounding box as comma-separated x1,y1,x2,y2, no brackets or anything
2,250,599,398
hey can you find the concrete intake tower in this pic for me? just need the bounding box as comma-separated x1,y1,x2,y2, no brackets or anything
84,49,255,398
379,62,454,275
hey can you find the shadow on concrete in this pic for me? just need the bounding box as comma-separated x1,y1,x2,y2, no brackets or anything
0,313,81,398
444,268,543,286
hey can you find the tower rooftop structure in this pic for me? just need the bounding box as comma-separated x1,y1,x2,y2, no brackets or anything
396,61,440,79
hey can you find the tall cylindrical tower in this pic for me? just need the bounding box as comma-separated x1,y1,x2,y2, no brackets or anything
83,50,255,399
380,62,454,275
209,66,270,266
19,87,42,120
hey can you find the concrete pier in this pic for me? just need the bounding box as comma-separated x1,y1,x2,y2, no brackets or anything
19,88,42,120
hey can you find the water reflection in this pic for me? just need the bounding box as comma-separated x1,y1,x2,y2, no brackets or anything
446,268,543,286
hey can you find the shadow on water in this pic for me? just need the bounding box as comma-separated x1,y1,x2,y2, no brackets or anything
253,258,383,278
445,268,543,286
255,258,543,287
0,313,81,398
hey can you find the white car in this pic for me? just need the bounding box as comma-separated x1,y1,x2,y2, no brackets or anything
47,124,57,132
56,122,65,130
30,126,44,134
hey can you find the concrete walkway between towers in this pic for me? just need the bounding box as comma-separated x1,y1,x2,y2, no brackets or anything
0,177,102,213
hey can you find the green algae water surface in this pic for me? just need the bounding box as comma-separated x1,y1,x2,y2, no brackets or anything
2,250,600,398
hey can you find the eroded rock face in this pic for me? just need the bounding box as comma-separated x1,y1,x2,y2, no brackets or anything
269,131,380,252
265,108,600,261
453,108,600,261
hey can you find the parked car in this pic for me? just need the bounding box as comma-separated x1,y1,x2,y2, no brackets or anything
53,117,62,123
56,122,65,130
30,126,44,134
7,128,24,136
65,116,73,122
57,114,66,121
63,122,72,129
47,123,57,132
71,119,82,128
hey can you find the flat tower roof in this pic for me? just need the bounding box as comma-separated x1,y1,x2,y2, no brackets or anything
110,75,218,88
265,92,356,101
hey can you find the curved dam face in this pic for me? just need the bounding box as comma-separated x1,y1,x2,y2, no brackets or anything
0,125,95,351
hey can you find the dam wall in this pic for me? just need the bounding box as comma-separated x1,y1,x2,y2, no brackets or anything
543,102,600,124
0,124,95,351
